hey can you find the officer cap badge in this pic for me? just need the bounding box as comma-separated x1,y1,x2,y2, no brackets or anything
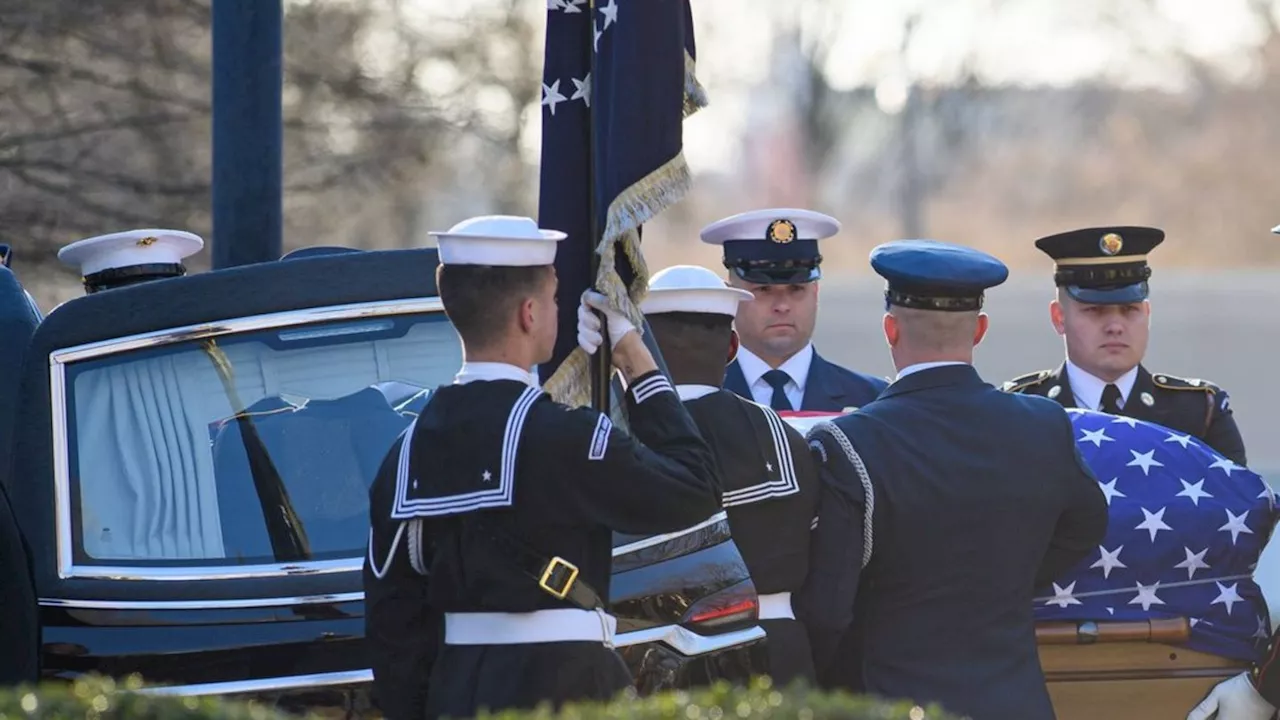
1099,232,1123,256
767,219,797,244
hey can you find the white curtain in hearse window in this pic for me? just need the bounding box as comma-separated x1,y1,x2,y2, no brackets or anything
69,315,462,564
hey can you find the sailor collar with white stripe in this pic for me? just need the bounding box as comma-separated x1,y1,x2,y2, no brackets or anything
455,362,538,387
676,384,719,401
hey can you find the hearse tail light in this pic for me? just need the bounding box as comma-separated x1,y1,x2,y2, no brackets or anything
681,579,758,634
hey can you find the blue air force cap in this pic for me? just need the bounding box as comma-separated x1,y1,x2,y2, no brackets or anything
1034,226,1163,304
870,240,1009,312
700,208,839,285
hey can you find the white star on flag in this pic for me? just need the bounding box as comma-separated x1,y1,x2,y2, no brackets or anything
1209,457,1241,476
1164,433,1193,448
1080,427,1114,447
1174,547,1210,579
1175,478,1213,506
1111,416,1140,428
1129,582,1165,611
1256,615,1272,640
547,0,563,9
1127,449,1164,475
1211,581,1243,616
594,26,602,52
542,79,568,115
1091,545,1126,579
1098,478,1126,505
571,73,591,107
1218,508,1253,544
561,0,585,13
1135,506,1172,541
599,0,619,29
1046,581,1083,608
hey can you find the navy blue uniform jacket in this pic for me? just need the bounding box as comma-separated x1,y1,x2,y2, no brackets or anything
724,350,887,411
799,364,1108,720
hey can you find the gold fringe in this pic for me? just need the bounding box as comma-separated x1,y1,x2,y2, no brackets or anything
684,50,708,119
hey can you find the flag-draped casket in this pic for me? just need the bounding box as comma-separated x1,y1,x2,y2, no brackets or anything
1034,408,1277,662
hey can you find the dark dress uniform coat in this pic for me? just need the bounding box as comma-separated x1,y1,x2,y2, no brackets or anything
1253,630,1280,706
1004,363,1247,467
681,387,819,685
724,350,887,412
364,368,722,720
799,364,1109,720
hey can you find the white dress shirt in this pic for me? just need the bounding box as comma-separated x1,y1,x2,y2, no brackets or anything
734,343,814,410
1064,360,1138,411
894,360,969,382
676,384,718,402
454,362,538,387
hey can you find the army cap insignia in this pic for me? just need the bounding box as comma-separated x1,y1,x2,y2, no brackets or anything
1099,232,1123,256
767,219,797,244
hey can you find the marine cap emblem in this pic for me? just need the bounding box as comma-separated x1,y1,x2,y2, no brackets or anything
136,236,158,247
1099,232,1123,256
767,219,797,244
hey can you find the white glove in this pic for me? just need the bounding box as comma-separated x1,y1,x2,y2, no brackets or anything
576,290,635,354
1187,672,1276,720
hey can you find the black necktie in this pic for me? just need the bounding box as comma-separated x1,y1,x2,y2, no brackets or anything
762,369,793,411
1100,383,1123,414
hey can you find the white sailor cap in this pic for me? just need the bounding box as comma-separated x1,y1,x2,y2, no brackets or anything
428,215,565,267
699,208,840,285
58,229,204,278
640,265,754,318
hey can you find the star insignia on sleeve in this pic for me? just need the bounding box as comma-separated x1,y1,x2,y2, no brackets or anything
482,469,493,483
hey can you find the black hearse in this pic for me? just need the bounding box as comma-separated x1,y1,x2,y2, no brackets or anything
0,247,766,713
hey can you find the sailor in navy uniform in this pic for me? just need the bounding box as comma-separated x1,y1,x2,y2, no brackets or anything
57,229,204,294
639,264,820,686
798,240,1108,720
699,209,887,412
1003,226,1247,466
362,216,722,720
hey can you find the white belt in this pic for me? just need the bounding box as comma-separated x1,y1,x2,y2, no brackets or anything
444,609,617,646
757,592,796,620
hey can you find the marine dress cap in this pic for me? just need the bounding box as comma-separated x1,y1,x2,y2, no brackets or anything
1034,225,1163,304
58,229,204,293
641,265,754,318
428,215,566,267
699,208,840,285
870,239,1009,312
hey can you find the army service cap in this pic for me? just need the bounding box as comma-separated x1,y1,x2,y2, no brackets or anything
1034,225,1164,304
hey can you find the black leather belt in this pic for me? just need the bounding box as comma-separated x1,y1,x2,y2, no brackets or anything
471,518,606,611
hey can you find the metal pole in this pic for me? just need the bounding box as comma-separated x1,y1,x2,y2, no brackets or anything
587,0,612,414
212,0,284,269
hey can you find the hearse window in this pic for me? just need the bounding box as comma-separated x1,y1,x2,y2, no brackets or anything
62,311,462,567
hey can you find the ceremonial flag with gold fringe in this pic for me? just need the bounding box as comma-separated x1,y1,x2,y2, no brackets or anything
536,0,707,408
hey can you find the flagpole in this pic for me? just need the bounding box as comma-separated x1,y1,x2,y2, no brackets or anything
587,0,612,414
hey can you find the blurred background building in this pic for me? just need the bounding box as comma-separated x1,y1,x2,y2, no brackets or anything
2,0,1279,472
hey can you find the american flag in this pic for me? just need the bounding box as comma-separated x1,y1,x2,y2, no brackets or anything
535,0,706,407
1034,408,1278,662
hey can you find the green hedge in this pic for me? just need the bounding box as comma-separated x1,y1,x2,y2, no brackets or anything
0,675,960,720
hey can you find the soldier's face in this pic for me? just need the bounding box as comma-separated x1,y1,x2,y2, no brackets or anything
1051,295,1151,380
728,276,818,363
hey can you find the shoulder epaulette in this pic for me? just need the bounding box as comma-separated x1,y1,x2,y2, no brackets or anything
1001,369,1052,393
1151,373,1221,393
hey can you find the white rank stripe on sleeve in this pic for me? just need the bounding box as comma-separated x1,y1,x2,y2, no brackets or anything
630,374,674,403
722,403,799,508
809,421,875,570
588,413,611,461
389,386,543,519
